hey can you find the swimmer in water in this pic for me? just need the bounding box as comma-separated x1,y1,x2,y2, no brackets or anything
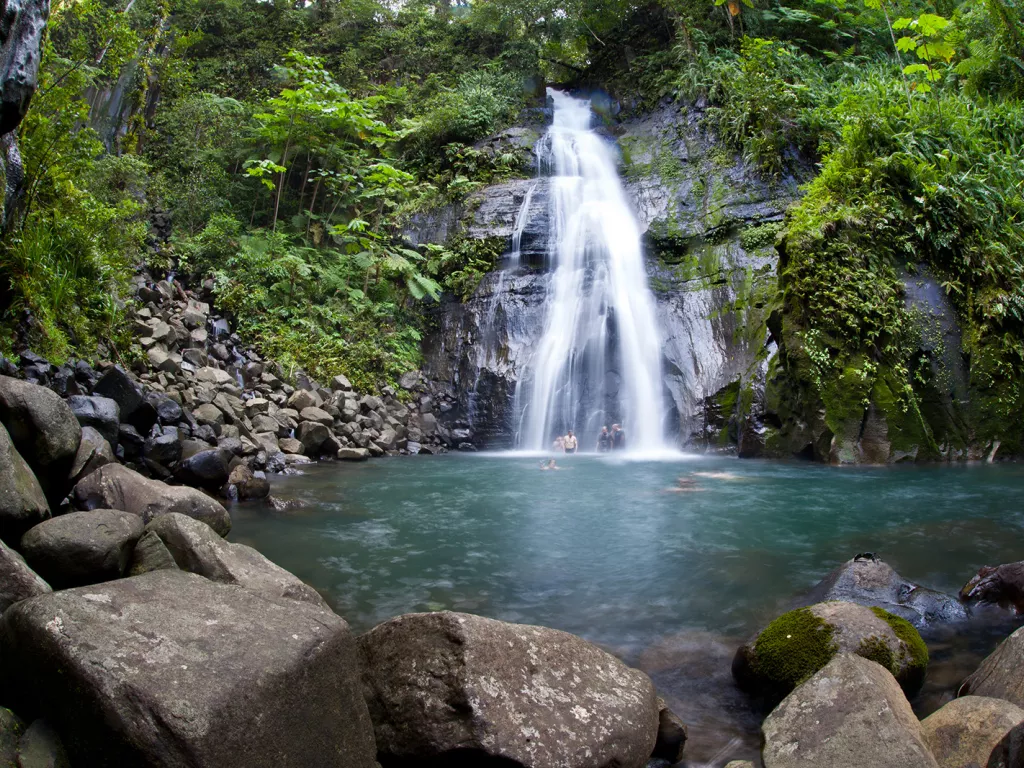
665,475,701,493
540,459,560,471
692,471,742,480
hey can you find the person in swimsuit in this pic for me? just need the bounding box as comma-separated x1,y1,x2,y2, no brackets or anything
596,426,611,452
611,424,625,450
563,431,578,454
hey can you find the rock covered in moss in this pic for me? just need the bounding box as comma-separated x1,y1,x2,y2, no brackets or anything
808,554,967,626
920,696,1024,768
762,654,939,768
732,600,928,705
358,610,660,768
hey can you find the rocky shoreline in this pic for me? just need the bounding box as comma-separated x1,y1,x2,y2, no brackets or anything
1,356,1024,765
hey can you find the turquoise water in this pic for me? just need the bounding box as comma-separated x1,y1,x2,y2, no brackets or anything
231,454,1024,764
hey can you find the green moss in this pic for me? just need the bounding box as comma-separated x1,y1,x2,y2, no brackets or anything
870,607,929,672
858,635,898,675
752,607,838,692
740,221,784,251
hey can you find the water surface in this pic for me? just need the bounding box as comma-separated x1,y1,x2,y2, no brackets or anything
231,454,1024,765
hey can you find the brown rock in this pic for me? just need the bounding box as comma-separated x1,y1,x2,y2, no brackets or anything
920,696,1024,768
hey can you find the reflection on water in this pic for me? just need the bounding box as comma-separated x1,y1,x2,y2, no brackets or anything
230,454,1024,765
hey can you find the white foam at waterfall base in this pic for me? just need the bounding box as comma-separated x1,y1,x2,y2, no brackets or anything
515,88,670,455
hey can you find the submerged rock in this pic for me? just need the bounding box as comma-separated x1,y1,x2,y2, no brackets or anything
806,554,967,626
733,600,928,705
71,463,231,536
960,626,1024,707
761,654,938,768
0,570,378,768
920,696,1024,768
358,610,659,768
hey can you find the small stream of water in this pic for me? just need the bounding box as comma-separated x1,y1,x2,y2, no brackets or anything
232,455,1024,765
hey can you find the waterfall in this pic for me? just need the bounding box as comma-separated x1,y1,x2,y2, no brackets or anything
515,89,667,453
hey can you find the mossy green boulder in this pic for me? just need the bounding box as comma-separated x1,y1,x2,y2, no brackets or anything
732,601,928,706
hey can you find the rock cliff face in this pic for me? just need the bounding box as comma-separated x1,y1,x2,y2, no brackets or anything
419,102,800,451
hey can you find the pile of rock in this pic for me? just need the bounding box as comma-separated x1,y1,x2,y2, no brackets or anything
0,373,679,766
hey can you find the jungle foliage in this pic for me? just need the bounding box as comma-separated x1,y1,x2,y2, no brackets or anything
0,0,1020,423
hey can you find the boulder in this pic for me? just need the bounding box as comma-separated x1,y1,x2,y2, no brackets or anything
145,513,326,608
806,554,967,626
398,371,420,390
961,626,1024,706
0,422,49,544
66,395,119,446
761,654,939,768
960,561,1024,613
174,448,231,489
17,719,70,768
299,406,333,427
194,366,233,386
330,374,352,392
0,570,378,768
148,393,183,424
733,601,928,704
0,707,24,766
337,447,370,461
0,539,50,612
126,530,179,576
287,389,317,412
359,610,659,768
19,509,144,589
0,376,80,507
69,426,115,484
91,367,155,432
920,696,1024,768
652,700,687,764
192,403,225,427
71,464,231,536
279,437,304,455
143,431,182,467
296,421,329,456
226,465,270,500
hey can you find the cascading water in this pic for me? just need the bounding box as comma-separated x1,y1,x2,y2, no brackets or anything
515,89,668,452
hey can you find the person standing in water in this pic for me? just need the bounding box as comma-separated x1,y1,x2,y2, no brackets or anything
563,430,578,454
611,424,625,450
596,426,611,452
552,435,565,452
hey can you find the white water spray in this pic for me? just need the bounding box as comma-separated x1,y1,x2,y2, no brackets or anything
516,89,667,452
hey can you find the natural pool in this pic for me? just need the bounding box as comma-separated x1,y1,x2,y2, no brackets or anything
231,453,1024,765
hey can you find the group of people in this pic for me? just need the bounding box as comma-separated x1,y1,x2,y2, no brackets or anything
549,425,626,454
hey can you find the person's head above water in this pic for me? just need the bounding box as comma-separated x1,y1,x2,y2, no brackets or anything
611,424,620,431
600,426,608,433
567,430,574,437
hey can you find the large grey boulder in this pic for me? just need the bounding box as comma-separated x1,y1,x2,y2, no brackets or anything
126,530,178,576
144,513,327,608
761,654,939,768
91,367,155,432
961,626,1024,707
359,610,659,768
733,601,929,704
173,448,230,489
920,696,1024,768
0,538,49,612
0,376,80,508
807,554,967,626
0,570,378,768
66,395,119,446
68,426,115,485
71,463,231,536
19,509,144,588
296,421,329,455
0,421,48,543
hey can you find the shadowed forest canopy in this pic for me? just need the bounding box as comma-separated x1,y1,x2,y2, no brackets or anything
0,0,1021,442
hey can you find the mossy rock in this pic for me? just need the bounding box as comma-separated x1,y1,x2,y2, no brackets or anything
732,601,928,707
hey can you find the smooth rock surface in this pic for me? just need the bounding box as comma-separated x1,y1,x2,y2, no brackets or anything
0,539,49,612
126,530,179,576
807,554,967,626
359,610,659,768
761,654,939,768
66,395,119,446
0,571,378,768
961,626,1024,707
71,464,231,536
920,696,1024,768
0,422,49,543
19,509,144,588
145,513,327,608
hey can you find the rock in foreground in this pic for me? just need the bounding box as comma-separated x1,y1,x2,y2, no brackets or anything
0,570,378,768
0,422,49,544
733,601,928,705
761,654,939,768
920,696,1024,768
359,611,659,768
71,463,231,536
0,540,50,612
961,626,1024,707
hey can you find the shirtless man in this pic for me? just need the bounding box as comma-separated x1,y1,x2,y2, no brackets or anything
563,430,578,454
